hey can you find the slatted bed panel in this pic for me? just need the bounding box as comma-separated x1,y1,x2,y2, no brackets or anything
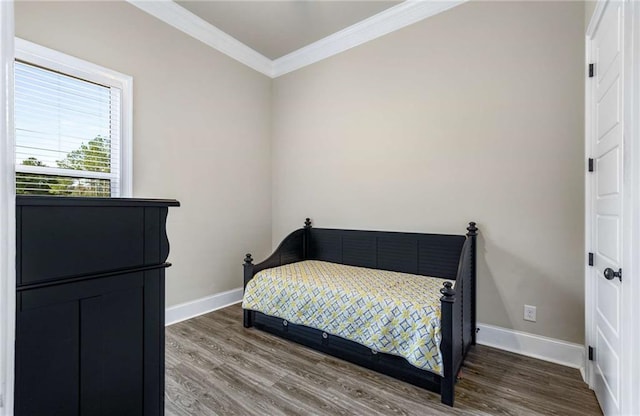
309,229,465,279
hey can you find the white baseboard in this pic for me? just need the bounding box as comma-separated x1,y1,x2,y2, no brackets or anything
477,323,585,371
165,287,243,326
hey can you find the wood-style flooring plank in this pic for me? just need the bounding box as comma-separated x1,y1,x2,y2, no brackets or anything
166,303,602,416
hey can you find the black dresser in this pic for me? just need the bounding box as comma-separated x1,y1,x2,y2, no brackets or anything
15,196,179,416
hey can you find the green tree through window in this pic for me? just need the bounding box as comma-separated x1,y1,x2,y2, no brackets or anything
16,135,112,197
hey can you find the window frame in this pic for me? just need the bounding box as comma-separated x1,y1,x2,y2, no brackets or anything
14,38,133,197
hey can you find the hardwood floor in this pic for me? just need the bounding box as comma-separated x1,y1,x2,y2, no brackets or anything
165,304,601,416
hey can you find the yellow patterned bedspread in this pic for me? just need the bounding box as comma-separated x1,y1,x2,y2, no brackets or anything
242,260,453,376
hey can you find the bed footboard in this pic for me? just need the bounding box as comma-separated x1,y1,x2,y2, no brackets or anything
439,222,477,406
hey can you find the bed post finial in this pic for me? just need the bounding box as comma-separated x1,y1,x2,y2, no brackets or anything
303,218,312,259
440,281,455,302
466,222,478,236
244,253,253,265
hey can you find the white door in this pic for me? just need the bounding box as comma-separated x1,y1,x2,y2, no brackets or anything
588,1,624,415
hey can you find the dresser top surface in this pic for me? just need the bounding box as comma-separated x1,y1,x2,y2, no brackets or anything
17,195,180,208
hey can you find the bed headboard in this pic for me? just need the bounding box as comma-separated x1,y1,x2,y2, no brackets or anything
308,227,465,280
244,218,473,289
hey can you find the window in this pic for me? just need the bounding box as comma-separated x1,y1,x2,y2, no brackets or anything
14,39,132,197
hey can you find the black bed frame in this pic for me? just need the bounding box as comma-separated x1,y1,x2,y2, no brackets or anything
242,219,477,406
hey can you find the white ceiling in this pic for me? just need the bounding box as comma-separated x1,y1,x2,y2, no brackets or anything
128,0,465,77
176,1,401,59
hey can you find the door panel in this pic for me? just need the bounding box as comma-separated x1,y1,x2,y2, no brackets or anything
596,2,621,84
596,215,619,262
596,327,620,403
15,301,80,415
596,148,620,196
596,276,620,334
590,1,624,415
596,78,620,140
16,272,145,416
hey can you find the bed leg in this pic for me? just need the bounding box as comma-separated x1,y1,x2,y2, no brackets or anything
243,309,253,328
441,379,455,406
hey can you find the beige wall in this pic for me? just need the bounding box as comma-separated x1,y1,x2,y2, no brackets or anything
272,1,585,343
15,1,587,343
15,1,273,307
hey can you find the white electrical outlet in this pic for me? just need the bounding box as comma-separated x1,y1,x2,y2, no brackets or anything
524,305,537,322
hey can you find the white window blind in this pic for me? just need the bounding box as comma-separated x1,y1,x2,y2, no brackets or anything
15,61,122,197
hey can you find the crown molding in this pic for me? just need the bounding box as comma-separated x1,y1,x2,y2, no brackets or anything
272,0,467,77
127,0,466,79
127,0,274,77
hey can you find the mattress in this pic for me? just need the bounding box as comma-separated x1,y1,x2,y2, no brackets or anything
242,260,453,376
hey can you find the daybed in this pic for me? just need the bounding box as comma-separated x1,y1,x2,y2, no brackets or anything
241,219,477,406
